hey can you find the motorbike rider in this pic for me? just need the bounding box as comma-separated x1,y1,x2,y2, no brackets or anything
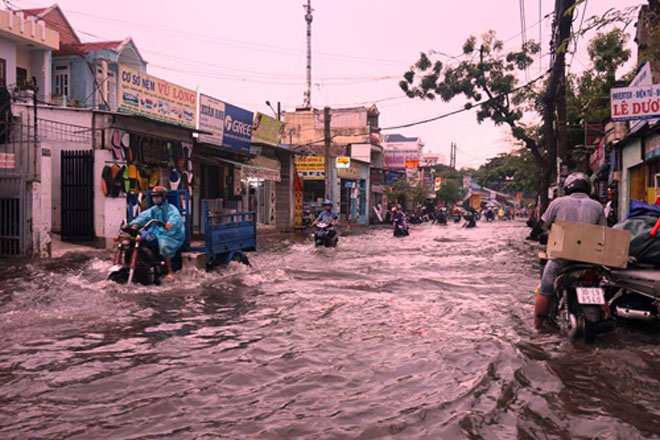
129,186,185,282
391,206,406,223
313,199,339,237
534,172,607,329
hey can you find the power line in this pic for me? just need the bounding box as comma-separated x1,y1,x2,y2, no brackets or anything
381,71,549,131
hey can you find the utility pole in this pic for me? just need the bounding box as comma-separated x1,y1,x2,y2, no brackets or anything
449,142,457,174
324,106,331,200
553,0,575,194
303,0,313,109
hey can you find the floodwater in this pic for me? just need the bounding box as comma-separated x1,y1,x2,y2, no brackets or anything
1,221,660,439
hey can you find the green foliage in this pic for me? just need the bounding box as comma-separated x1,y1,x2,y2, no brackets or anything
388,179,427,206
587,29,631,83
474,149,540,194
435,179,462,204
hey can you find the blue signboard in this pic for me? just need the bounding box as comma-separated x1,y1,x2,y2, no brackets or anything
223,102,254,153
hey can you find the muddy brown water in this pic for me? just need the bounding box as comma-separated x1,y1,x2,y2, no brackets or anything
1,221,659,439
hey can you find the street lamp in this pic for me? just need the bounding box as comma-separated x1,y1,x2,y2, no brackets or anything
265,100,281,121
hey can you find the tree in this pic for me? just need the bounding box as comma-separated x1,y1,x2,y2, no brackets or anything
435,179,462,205
400,31,554,207
475,148,540,195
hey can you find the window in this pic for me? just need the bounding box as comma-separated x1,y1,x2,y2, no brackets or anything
53,64,69,97
16,67,27,88
0,58,6,87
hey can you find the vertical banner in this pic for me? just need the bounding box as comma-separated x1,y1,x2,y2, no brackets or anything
293,170,304,229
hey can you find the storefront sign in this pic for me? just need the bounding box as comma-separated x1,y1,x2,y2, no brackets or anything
405,160,420,168
252,112,284,146
0,152,15,169
611,84,660,121
242,165,281,182
198,94,254,153
406,167,421,187
119,65,196,128
294,155,325,180
293,172,304,228
434,176,441,191
589,138,606,172
337,161,361,179
384,148,420,170
336,156,350,168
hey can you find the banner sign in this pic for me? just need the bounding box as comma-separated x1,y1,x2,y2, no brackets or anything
611,84,660,121
336,156,350,168
405,160,420,168
406,167,421,187
252,112,284,146
384,148,420,170
119,65,196,128
294,155,325,180
337,161,361,179
198,94,253,153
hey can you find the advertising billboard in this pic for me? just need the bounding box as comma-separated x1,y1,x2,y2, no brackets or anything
119,65,196,128
384,148,420,170
252,112,284,147
198,94,254,153
294,155,325,180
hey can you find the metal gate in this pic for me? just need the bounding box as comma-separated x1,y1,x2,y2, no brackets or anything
61,150,94,242
0,176,25,257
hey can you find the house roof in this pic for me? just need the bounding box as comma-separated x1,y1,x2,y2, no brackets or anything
20,4,81,45
54,40,124,56
383,134,420,143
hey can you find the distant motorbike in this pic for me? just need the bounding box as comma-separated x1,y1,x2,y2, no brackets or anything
483,210,495,222
109,220,181,285
434,211,448,226
393,217,409,237
314,222,338,247
462,211,477,228
548,263,616,343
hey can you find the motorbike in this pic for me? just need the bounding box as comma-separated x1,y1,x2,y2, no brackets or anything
548,262,616,343
314,222,338,247
393,217,409,237
108,220,181,285
462,211,477,228
434,211,448,225
483,209,495,222
604,263,660,323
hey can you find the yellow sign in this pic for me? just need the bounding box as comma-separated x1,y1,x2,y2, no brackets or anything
336,156,350,168
252,112,284,146
294,155,325,180
119,65,197,129
405,160,420,168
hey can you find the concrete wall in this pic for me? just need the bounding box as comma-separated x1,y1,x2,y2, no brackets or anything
30,49,51,101
0,37,17,86
94,149,125,248
15,46,31,79
275,152,293,231
30,148,52,257
619,138,643,221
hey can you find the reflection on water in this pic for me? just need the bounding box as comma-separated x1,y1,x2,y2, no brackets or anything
1,222,659,439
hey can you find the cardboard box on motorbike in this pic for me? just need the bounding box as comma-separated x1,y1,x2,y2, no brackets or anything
547,220,631,268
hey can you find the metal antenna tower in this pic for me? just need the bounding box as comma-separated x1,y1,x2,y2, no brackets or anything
303,0,313,108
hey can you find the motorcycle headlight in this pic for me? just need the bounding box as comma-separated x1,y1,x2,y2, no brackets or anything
121,239,132,247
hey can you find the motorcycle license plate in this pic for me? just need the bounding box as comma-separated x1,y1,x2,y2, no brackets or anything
576,287,605,305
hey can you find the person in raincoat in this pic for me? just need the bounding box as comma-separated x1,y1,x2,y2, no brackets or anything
130,186,185,282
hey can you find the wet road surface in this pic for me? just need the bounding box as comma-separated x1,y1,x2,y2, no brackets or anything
1,221,660,439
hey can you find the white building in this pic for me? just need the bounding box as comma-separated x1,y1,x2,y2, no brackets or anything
382,133,424,170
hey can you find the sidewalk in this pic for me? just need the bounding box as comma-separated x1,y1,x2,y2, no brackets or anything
51,233,107,259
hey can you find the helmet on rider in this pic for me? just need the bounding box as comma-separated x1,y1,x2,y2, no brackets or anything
322,199,333,211
391,206,398,213
563,172,591,196
151,186,168,206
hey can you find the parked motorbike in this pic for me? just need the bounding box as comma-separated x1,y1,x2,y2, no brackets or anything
314,222,338,247
604,263,660,323
108,220,181,285
393,218,409,237
549,263,616,343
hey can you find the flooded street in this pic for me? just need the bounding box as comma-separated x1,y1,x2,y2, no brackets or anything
1,221,660,439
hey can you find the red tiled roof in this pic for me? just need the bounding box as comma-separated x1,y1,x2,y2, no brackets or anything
19,7,49,16
54,41,124,57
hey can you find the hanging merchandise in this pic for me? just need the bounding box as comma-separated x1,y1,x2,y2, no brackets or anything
101,165,113,196
111,130,124,160
121,132,131,162
121,165,130,193
131,134,142,163
138,165,150,192
127,164,139,193
169,169,181,190
126,193,138,221
110,164,124,197
148,167,160,189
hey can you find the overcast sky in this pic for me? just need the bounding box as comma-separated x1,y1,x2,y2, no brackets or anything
13,0,641,167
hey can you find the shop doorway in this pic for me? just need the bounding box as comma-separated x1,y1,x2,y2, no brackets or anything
61,150,94,242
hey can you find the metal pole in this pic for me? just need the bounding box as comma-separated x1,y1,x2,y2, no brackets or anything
277,101,281,121
303,0,313,108
324,106,331,200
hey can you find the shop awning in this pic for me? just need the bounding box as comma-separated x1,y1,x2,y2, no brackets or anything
196,154,281,182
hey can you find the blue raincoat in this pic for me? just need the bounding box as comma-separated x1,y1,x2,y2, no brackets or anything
130,200,185,258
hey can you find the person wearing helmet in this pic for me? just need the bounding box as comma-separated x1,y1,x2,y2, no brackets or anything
534,172,606,329
130,186,185,282
314,199,339,226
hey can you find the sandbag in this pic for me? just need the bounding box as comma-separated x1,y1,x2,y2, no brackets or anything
614,215,660,264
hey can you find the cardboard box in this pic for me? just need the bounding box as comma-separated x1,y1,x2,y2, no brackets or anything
547,220,631,268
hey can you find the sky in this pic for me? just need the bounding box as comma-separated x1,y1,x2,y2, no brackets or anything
11,0,642,168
